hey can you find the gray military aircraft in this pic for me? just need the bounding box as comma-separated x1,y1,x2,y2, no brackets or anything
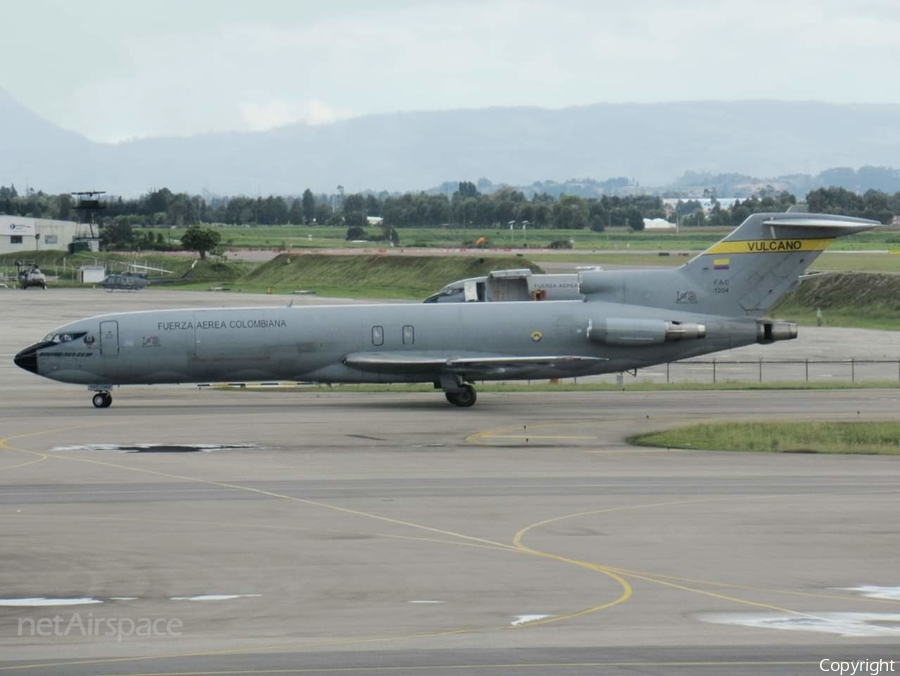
15,261,47,290
97,260,196,290
98,271,151,291
14,212,879,408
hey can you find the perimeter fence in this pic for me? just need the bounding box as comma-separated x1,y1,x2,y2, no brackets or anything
583,358,900,385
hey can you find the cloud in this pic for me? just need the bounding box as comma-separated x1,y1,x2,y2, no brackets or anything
238,99,352,131
22,0,900,141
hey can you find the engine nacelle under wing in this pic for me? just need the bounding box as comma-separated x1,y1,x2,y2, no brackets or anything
587,318,707,346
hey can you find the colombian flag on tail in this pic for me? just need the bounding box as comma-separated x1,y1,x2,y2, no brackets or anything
713,258,730,270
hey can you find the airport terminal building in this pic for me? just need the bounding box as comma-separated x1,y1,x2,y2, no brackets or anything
0,215,96,255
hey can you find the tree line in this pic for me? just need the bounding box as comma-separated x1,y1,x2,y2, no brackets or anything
1,183,897,234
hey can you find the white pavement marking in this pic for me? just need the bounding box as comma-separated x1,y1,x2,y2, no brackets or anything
842,585,900,601
700,611,900,638
0,597,103,607
511,614,554,626
169,594,262,602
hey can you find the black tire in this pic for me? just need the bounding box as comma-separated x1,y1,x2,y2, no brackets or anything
92,392,112,408
445,384,477,408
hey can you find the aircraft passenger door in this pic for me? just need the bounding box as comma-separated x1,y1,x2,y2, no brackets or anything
100,320,119,357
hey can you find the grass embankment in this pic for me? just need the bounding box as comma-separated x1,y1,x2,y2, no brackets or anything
149,225,733,251
148,224,900,253
530,252,690,267
228,254,543,298
0,250,542,299
772,271,900,330
812,252,900,273
631,421,900,455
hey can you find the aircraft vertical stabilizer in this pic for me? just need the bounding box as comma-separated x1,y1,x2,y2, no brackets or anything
579,212,881,316
680,213,880,316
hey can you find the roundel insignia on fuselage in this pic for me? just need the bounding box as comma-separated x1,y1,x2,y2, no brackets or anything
531,330,542,342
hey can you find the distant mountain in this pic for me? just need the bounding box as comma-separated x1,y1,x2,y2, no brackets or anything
0,88,106,190
3,91,900,196
481,165,900,200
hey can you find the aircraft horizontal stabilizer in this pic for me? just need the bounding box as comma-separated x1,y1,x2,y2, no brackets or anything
761,217,881,236
343,352,606,374
762,218,878,229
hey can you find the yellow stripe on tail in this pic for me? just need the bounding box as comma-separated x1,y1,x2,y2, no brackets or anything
705,238,834,255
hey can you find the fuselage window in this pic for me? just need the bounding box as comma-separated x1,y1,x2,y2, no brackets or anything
372,325,384,346
402,325,414,345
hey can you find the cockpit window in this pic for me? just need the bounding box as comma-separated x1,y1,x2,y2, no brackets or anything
42,332,88,344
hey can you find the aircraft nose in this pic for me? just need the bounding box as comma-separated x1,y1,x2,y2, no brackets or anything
13,344,40,374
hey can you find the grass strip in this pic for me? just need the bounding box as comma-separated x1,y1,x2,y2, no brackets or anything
630,421,900,455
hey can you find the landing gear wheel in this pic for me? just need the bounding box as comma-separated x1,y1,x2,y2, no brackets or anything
92,392,112,409
445,384,477,408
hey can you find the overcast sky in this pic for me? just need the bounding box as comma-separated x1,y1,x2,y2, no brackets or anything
2,0,898,143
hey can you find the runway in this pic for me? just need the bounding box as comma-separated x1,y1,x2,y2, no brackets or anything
1,290,899,674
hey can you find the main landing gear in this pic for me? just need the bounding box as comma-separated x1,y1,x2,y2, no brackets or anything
439,375,477,408
445,383,478,408
91,391,113,408
445,384,476,408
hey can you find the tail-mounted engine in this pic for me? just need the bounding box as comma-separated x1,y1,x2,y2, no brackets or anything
756,319,797,343
587,318,706,346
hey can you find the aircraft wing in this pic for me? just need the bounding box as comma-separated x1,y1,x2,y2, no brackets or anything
343,352,606,375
